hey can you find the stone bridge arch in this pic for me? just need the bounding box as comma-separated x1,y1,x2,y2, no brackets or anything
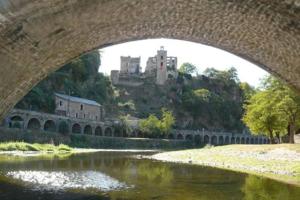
231,137,235,144
211,136,218,145
83,125,93,135
27,118,41,130
95,126,103,136
58,120,69,135
43,120,56,132
194,135,201,145
219,136,224,145
176,134,184,140
72,123,82,134
9,115,24,129
0,1,299,120
204,135,210,144
225,136,230,145
104,127,113,137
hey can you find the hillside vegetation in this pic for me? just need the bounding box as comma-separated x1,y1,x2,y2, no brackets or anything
114,67,250,133
14,52,300,143
16,51,114,113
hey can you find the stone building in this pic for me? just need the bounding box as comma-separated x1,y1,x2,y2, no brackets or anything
54,93,104,121
120,56,141,75
111,46,177,86
145,46,178,85
110,70,120,85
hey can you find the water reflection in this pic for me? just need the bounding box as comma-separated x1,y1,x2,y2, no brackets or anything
0,152,299,200
242,175,300,200
6,170,129,191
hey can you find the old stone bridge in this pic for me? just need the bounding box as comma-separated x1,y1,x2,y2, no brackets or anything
169,130,269,145
2,109,118,137
0,1,299,121
1,109,268,146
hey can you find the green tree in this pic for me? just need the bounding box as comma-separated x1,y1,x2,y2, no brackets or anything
242,175,300,200
139,114,161,138
243,90,287,143
179,63,197,75
160,109,175,135
16,50,114,113
240,82,256,102
139,109,175,138
203,67,239,83
118,115,133,136
263,76,300,143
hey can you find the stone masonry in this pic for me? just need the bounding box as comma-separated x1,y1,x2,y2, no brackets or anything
0,0,299,120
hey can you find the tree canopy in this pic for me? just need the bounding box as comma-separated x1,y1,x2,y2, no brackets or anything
16,51,113,113
139,109,175,138
243,76,300,143
179,63,197,75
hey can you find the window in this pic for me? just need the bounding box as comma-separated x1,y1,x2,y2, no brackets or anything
96,116,98,120
76,113,78,118
80,104,83,110
161,55,163,60
59,101,63,106
83,114,85,119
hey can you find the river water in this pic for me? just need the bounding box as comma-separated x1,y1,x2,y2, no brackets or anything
0,151,299,200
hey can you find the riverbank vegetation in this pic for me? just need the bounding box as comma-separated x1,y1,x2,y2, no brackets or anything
12,50,300,144
151,144,300,186
15,51,114,113
0,127,192,150
0,142,72,153
139,109,175,138
243,76,300,143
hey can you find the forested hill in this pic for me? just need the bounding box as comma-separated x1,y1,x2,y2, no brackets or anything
16,51,114,113
113,67,254,133
16,51,253,133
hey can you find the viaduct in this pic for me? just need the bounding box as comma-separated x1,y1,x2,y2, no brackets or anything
1,109,269,145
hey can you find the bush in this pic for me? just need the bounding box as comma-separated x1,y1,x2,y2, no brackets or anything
0,141,72,152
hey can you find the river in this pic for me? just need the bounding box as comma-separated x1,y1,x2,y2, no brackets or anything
0,151,299,200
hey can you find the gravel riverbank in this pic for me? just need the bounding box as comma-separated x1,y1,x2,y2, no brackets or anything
149,144,300,186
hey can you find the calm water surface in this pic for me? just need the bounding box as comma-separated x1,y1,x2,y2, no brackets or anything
0,151,299,200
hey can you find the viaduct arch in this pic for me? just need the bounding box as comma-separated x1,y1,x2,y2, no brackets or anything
0,0,299,120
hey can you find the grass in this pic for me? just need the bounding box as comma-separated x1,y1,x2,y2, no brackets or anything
0,142,73,153
152,144,300,186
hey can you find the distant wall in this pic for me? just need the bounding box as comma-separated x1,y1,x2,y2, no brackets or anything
0,127,192,149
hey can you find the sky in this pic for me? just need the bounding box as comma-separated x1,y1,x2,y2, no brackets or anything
99,38,268,87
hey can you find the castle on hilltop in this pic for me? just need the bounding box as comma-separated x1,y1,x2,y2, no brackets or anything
110,46,178,86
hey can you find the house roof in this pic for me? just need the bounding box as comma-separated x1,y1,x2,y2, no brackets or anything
55,93,101,107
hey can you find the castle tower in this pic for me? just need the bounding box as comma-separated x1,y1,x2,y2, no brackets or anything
120,56,141,75
156,46,168,85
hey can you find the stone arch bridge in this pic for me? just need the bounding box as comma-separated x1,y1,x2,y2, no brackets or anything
169,130,269,145
2,109,269,146
3,109,121,137
0,1,299,120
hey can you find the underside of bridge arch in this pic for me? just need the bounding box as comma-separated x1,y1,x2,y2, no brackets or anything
44,120,56,132
84,125,92,135
10,115,24,129
27,118,41,130
95,126,102,136
104,127,112,137
72,123,81,134
0,1,299,120
58,121,69,135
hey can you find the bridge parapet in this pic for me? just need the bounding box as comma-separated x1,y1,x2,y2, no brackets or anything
2,109,270,145
170,129,269,145
4,109,113,136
